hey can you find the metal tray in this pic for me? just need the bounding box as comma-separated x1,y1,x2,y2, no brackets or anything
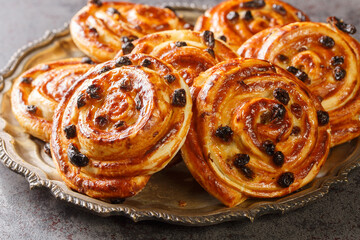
0,4,360,226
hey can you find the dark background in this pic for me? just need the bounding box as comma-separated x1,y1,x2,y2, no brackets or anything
0,0,359,239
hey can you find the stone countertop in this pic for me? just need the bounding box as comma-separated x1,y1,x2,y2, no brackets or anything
0,0,359,239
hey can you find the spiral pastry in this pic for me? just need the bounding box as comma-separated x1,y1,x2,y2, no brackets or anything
194,0,309,51
70,0,188,62
11,58,95,142
116,30,239,87
182,58,330,207
50,54,192,199
239,18,360,146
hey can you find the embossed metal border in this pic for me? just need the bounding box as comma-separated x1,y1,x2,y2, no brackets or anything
0,4,360,226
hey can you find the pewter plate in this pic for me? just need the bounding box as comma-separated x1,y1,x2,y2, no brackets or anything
0,5,360,226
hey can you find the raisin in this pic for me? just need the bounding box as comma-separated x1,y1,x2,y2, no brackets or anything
119,77,132,91
333,66,346,81
240,166,254,179
291,126,301,136
63,124,77,139
319,36,335,48
330,56,344,66
81,57,95,64
328,16,357,35
67,144,89,167
273,151,285,166
219,35,227,42
88,27,98,36
135,95,142,110
262,140,275,156
226,11,239,21
243,11,253,21
171,89,186,107
44,143,52,157
86,84,101,99
272,104,286,120
77,93,87,109
286,66,298,74
122,42,135,55
201,30,215,48
20,77,33,84
115,56,132,67
295,70,309,82
114,120,126,129
277,54,288,63
26,105,37,114
107,7,120,15
240,0,265,9
205,48,215,58
273,88,290,105
175,41,187,47
95,115,108,128
260,111,273,124
121,36,138,43
233,154,250,167
296,11,307,22
278,172,294,188
98,66,111,75
272,4,287,16
88,0,102,7
291,103,302,119
164,74,176,83
317,110,329,126
164,5,177,16
215,126,233,142
140,58,152,67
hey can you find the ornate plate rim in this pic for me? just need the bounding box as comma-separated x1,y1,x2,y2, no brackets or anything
0,3,360,226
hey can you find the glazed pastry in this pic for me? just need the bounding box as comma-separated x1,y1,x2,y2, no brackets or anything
50,54,192,199
194,0,309,51
182,58,330,207
116,30,239,86
11,58,95,142
239,18,360,146
70,0,188,62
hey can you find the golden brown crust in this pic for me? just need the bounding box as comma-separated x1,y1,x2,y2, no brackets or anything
116,30,239,86
182,58,330,207
239,21,360,146
10,58,95,142
70,1,187,62
50,53,192,199
194,0,309,51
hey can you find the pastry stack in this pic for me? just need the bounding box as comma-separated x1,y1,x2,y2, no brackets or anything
10,0,360,207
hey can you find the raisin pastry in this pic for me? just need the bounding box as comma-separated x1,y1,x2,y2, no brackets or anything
194,0,309,51
239,18,360,146
11,58,95,142
182,58,330,207
116,30,238,86
70,0,188,62
51,54,192,199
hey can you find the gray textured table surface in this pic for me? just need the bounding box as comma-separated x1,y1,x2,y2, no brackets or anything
0,0,360,239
